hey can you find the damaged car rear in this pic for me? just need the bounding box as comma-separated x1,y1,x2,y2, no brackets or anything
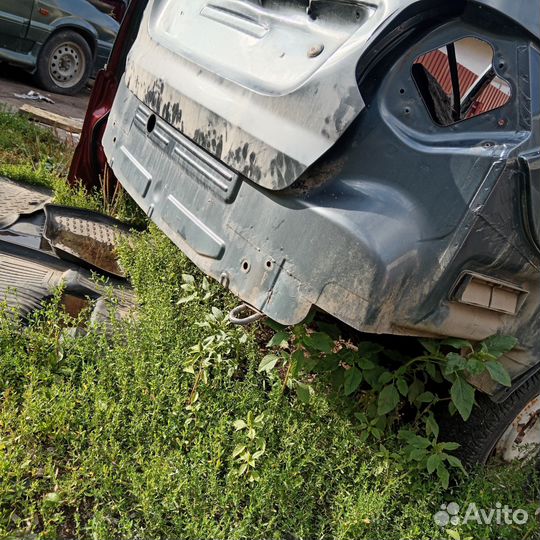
71,0,540,464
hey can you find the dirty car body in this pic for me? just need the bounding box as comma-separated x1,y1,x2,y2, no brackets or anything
72,0,539,398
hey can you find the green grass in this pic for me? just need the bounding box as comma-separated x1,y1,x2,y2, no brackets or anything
0,111,539,539
0,108,142,222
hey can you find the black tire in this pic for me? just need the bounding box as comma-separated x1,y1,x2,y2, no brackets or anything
35,30,92,95
441,369,540,467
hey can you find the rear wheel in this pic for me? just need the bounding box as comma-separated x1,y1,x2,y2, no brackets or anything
35,31,92,95
442,369,540,466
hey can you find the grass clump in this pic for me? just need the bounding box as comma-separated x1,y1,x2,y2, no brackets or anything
0,109,140,221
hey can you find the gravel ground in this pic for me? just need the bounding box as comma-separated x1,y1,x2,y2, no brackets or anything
0,63,90,119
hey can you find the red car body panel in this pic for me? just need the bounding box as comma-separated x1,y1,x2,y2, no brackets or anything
68,0,145,190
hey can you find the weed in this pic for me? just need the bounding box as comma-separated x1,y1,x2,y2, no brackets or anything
260,321,517,488
232,411,266,482
0,109,143,223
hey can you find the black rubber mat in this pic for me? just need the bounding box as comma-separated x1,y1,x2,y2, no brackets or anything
0,240,133,319
0,211,50,251
43,205,131,278
0,177,52,229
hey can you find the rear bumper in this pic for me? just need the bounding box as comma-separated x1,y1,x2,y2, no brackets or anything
103,79,421,330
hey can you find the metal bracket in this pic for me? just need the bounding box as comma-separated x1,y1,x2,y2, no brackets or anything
229,303,265,325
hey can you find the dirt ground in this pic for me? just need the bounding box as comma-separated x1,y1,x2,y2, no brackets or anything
0,63,90,119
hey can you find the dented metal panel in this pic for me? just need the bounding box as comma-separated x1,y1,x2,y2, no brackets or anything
104,0,540,392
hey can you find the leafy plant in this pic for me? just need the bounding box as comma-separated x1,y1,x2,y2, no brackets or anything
446,530,473,540
258,320,333,403
399,430,464,488
178,273,213,305
260,320,516,487
231,411,266,482
184,306,248,412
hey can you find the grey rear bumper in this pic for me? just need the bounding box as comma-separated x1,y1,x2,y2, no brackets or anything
103,79,420,330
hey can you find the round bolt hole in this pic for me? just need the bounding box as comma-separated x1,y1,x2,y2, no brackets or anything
265,259,273,270
404,107,411,114
241,260,250,273
146,114,156,133
399,88,405,94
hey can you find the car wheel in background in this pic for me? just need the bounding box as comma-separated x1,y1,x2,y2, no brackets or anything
442,369,540,467
35,30,92,95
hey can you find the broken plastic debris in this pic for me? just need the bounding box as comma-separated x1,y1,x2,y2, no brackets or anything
13,90,55,104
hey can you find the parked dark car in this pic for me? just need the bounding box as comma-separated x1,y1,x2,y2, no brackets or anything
89,0,129,23
71,0,540,466
0,0,119,94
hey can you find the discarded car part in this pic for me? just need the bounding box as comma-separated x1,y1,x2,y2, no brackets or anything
0,177,52,229
13,90,55,104
0,179,135,322
0,211,50,252
43,205,131,278
74,0,540,416
90,296,135,327
229,303,265,326
104,2,539,353
0,240,130,319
